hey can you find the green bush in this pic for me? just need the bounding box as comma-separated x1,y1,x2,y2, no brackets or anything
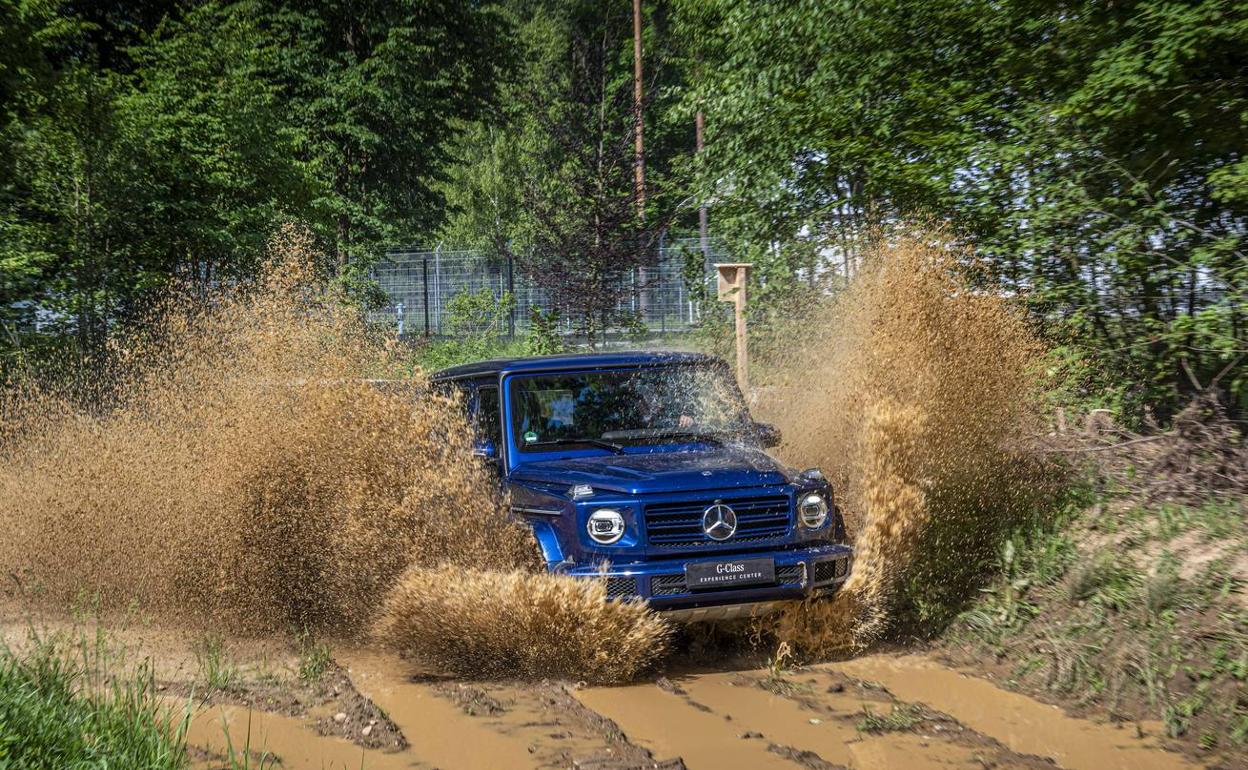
526,307,564,355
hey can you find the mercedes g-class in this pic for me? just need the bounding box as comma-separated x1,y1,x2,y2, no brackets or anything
433,351,852,622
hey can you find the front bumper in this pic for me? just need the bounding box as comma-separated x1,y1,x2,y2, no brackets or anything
563,543,853,621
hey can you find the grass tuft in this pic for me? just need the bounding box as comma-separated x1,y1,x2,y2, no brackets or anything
857,703,923,733
294,629,333,683
192,633,237,690
0,632,190,769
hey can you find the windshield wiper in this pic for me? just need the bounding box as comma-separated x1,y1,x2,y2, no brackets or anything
600,428,736,445
654,430,730,445
525,437,627,454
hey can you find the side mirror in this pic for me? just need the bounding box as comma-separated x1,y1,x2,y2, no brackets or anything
754,422,782,448
472,438,498,460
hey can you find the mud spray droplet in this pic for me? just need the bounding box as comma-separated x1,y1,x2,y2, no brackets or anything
0,224,668,683
758,231,1050,656
0,225,1048,679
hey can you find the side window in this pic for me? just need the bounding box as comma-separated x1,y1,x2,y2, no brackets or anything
476,386,502,447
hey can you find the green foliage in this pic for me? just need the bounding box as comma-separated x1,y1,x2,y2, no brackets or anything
417,288,527,371
672,0,1248,421
620,311,650,345
0,634,190,769
1041,345,1136,426
446,288,515,340
1,0,507,355
857,704,923,733
294,630,332,684
954,493,1248,756
437,0,690,344
218,709,278,769
525,306,564,356
414,287,576,370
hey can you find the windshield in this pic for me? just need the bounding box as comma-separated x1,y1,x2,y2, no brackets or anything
509,365,749,451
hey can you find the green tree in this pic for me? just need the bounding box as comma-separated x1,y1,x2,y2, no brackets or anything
439,0,693,344
264,0,510,268
673,0,1248,419
120,1,309,296
1,0,511,360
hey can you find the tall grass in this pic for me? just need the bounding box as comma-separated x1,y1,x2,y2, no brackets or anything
0,631,190,769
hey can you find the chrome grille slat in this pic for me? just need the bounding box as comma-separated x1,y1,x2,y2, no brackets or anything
643,495,791,547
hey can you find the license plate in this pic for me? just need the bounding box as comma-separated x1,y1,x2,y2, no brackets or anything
685,557,776,590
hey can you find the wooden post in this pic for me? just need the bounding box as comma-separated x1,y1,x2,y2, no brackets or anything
632,0,645,217
696,109,708,269
715,263,752,392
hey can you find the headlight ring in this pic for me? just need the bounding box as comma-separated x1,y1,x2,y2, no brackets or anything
798,492,829,528
587,508,625,544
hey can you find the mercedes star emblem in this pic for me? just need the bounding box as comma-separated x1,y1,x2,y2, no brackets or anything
701,503,738,541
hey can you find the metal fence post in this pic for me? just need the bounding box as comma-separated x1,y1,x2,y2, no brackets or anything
507,253,516,339
434,243,442,335
422,257,430,336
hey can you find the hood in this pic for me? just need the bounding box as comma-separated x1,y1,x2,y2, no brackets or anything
509,445,792,496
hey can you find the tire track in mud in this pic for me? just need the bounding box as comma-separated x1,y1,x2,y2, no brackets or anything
182,704,411,770
574,679,795,769
340,651,545,768
9,610,1201,770
576,667,1062,770
340,651,672,769
828,655,1198,770
325,650,1200,770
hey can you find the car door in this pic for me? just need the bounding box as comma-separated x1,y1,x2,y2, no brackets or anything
470,379,504,480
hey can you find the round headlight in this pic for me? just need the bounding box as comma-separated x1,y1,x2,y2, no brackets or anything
587,508,625,544
798,493,829,528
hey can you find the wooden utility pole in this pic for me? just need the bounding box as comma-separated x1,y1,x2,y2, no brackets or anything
715,263,752,392
696,108,708,267
632,0,646,215
632,0,649,320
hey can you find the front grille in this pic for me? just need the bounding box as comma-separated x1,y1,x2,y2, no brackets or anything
644,495,791,547
777,563,806,585
651,574,685,596
650,563,805,597
812,558,848,585
605,577,637,599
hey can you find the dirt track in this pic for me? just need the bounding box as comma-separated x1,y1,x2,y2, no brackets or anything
3,611,1199,770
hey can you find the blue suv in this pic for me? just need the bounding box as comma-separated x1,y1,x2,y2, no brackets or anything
433,351,853,622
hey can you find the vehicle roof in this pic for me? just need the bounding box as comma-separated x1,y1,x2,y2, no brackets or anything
430,350,724,382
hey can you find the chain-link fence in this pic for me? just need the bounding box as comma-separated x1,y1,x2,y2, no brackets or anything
369,237,730,339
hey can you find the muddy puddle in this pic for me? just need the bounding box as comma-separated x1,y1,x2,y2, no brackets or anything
828,655,1194,770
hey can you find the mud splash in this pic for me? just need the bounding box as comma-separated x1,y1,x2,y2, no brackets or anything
759,232,1049,654
0,225,667,680
374,567,669,682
